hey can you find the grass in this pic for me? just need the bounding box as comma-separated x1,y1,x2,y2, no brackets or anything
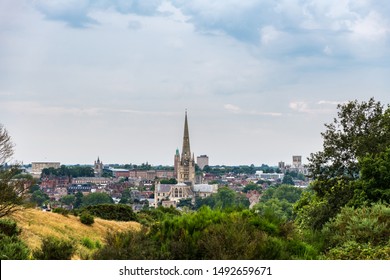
10,208,140,259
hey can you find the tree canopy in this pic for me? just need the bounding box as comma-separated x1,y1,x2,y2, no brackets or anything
0,124,30,218
299,98,390,229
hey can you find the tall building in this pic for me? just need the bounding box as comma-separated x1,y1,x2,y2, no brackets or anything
31,162,61,178
94,157,103,177
174,111,196,186
197,155,209,170
292,155,302,168
155,111,217,208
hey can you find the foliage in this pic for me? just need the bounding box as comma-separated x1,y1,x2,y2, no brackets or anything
81,192,113,207
321,203,390,259
282,175,294,185
30,190,50,206
349,148,390,206
41,165,94,178
195,187,249,210
33,236,76,260
261,184,303,204
81,237,101,250
253,198,295,221
80,212,95,225
74,191,83,208
95,207,319,260
137,206,181,226
94,227,158,260
0,219,30,260
300,98,390,229
242,182,262,193
0,218,21,237
83,204,138,222
0,125,30,218
60,194,76,206
159,178,178,184
52,207,70,216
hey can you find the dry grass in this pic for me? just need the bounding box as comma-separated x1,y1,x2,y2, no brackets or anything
10,208,141,259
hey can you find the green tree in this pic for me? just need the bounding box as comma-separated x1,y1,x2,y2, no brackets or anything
60,195,75,206
321,203,390,259
81,193,114,207
0,124,30,218
300,98,390,229
349,148,390,206
242,182,262,193
282,175,294,185
74,191,84,209
31,190,50,206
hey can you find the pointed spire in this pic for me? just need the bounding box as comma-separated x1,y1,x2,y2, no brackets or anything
181,110,191,161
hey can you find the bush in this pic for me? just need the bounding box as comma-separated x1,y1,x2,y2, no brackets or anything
80,212,94,225
52,208,70,217
0,219,30,260
322,203,390,259
33,237,75,260
0,219,20,237
83,204,138,222
81,237,95,249
0,234,30,260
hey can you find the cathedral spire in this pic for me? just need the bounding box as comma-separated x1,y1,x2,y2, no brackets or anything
181,110,191,161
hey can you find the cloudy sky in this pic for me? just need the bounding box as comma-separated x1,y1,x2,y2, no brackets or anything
1,0,390,166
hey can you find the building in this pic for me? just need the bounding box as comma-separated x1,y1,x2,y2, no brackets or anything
196,155,209,170
71,177,114,186
128,170,174,180
31,162,61,178
154,111,201,208
292,156,302,168
278,161,285,172
94,157,103,177
154,182,217,207
174,111,196,186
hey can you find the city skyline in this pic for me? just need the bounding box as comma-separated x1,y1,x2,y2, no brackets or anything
1,1,390,166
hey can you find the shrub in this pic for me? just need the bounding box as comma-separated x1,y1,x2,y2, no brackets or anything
0,219,20,237
0,219,30,260
81,237,95,249
0,234,30,260
80,212,94,225
83,204,138,222
322,203,390,259
52,208,70,217
33,237,75,260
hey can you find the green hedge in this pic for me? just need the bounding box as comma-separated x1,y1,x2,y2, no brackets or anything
83,204,138,222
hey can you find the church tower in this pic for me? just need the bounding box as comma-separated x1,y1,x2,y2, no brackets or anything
94,157,103,177
176,111,196,186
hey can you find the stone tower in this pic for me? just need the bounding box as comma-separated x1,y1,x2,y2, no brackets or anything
94,157,103,177
176,111,195,186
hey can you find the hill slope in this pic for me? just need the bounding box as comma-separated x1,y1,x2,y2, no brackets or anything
10,208,140,259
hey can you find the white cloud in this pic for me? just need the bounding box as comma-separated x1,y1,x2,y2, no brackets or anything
224,104,241,113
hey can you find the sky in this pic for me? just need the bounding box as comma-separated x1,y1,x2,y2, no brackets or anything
1,0,390,167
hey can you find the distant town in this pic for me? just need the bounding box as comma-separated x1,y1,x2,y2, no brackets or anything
20,112,310,211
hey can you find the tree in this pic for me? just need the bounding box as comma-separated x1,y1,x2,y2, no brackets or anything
0,125,14,166
242,182,262,193
282,175,294,185
60,195,76,206
349,148,390,206
300,98,390,229
0,124,29,218
308,98,390,197
31,190,49,206
81,192,114,207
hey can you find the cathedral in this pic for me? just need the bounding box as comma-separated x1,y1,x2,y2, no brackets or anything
174,110,196,186
154,111,217,208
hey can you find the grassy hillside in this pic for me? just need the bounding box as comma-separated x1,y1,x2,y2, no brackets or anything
10,208,140,259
